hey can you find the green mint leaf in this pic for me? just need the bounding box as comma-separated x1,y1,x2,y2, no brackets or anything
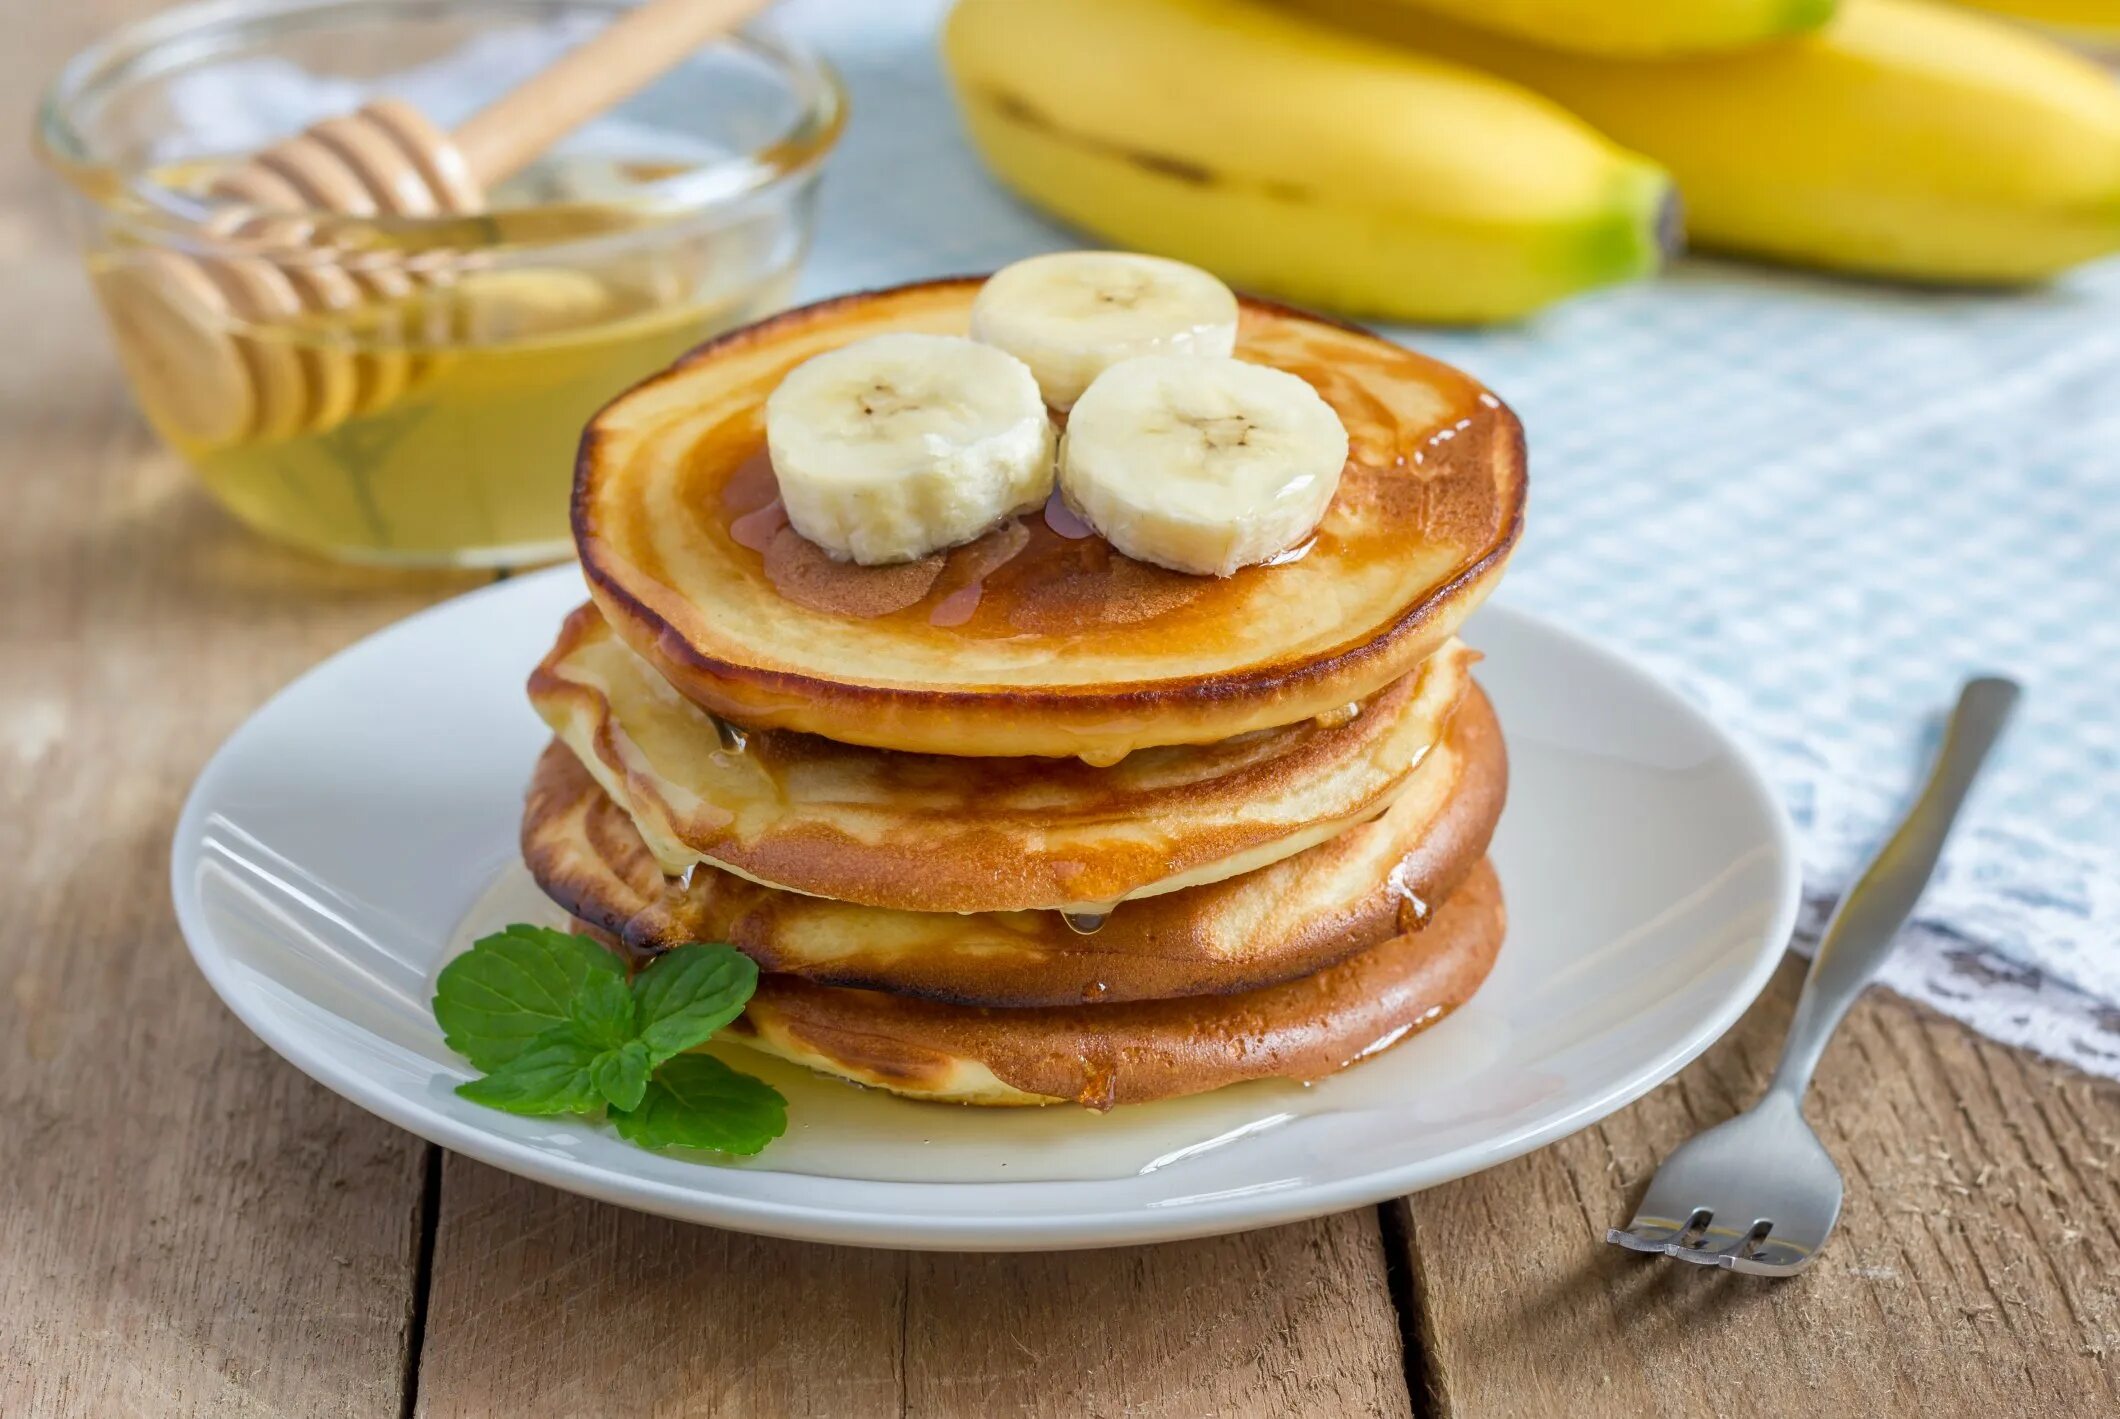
611,1054,786,1155
630,944,759,1065
455,1026,605,1116
569,971,638,1051
590,1039,652,1112
433,924,625,1071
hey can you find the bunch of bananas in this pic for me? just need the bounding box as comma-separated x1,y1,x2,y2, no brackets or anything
941,0,2120,322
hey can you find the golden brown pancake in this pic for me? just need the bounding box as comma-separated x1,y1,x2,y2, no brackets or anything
531,600,1477,913
523,684,1506,1006
708,860,1504,1108
575,278,1524,762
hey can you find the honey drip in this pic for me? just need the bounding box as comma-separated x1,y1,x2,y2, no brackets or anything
1385,862,1430,933
1061,910,1111,936
1314,701,1362,730
1076,1062,1120,1113
1041,491,1096,540
710,715,749,753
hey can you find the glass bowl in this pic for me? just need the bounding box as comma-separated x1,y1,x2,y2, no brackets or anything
37,0,843,567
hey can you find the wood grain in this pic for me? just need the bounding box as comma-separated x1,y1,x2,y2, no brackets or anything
898,1213,1411,1418
414,1155,1412,1418
1397,956,2120,1418
413,1154,907,1419
1,13,484,1402
0,314,461,1414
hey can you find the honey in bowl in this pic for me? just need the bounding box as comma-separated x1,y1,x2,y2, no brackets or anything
89,161,797,566
39,0,844,567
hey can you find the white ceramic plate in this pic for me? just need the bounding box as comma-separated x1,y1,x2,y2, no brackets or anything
172,566,1799,1251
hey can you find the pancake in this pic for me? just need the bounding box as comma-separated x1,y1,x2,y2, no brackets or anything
522,683,1506,1006
710,859,1504,1108
531,600,1477,914
575,277,1524,762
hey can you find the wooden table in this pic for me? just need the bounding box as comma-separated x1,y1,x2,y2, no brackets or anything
6,7,2118,1414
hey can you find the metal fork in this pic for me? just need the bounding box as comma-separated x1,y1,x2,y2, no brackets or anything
1607,675,2021,1276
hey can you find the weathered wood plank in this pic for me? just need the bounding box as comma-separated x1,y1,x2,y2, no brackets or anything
1396,957,2120,1419
0,20,481,1395
0,379,455,1416
414,1156,907,1419
899,1209,1413,1418
0,398,466,1412
414,1157,1412,1418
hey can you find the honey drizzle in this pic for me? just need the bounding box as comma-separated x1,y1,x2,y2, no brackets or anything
1042,491,1096,540
692,315,1499,646
728,497,787,552
927,519,1033,627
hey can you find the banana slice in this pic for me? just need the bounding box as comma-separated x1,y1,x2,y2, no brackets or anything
971,251,1239,410
764,333,1057,565
1060,355,1347,577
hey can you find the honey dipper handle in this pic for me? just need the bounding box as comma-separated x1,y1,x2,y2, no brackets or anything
450,0,775,187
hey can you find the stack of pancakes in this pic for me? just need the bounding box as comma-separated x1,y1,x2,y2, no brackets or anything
522,279,1524,1109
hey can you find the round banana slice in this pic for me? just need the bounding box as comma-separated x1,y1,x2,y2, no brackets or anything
1060,355,1348,577
764,332,1056,565
970,251,1238,410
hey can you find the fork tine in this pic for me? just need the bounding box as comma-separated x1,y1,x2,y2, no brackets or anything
1726,1235,1817,1276
1732,1219,1774,1259
1608,1211,1812,1275
1676,1220,1774,1270
1605,1211,1690,1250
1606,1225,1669,1253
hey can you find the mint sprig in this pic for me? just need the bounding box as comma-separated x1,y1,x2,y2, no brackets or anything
456,1030,608,1115
434,928,784,1157
614,1055,787,1155
633,944,757,1062
434,925,622,1070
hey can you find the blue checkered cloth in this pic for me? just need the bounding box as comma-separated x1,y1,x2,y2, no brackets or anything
782,0,2120,1075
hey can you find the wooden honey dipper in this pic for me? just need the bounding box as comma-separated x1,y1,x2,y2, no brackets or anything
107,0,772,449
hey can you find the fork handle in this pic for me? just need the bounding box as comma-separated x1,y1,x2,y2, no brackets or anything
1765,676,2020,1103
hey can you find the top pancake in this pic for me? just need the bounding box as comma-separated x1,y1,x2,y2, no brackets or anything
576,278,1524,761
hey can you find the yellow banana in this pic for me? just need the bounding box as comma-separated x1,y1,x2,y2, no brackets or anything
1359,0,1839,55
1945,0,2120,39
1291,0,2120,283
941,0,1674,324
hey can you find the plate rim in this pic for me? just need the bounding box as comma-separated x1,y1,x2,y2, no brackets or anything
170,566,1802,1251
